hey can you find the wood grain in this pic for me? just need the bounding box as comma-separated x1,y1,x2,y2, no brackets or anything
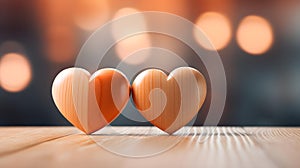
132,67,207,134
52,68,89,132
0,127,78,156
1,127,299,168
245,127,300,168
52,68,130,134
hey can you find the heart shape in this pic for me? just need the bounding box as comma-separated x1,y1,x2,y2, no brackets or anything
132,67,207,134
52,68,130,134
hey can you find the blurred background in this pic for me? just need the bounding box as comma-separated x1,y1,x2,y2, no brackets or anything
0,0,300,126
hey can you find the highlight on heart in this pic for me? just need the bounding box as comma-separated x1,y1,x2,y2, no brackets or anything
52,67,207,134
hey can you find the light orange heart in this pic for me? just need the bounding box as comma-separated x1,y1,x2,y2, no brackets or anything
132,67,207,134
52,68,130,134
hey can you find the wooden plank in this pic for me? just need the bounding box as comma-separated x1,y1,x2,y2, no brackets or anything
0,127,78,156
245,127,300,168
0,127,280,168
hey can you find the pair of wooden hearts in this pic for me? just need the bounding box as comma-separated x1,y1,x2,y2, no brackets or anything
52,67,207,134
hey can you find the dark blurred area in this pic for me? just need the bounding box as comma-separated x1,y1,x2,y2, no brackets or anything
0,0,300,126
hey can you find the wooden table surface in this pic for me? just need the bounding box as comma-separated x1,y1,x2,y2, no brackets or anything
0,126,299,168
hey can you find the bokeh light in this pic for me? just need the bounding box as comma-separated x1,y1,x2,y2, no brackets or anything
236,15,274,55
73,0,109,31
44,25,76,63
194,12,232,50
112,8,151,64
0,53,32,92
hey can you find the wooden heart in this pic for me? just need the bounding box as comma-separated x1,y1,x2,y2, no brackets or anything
52,68,130,134
132,67,207,134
